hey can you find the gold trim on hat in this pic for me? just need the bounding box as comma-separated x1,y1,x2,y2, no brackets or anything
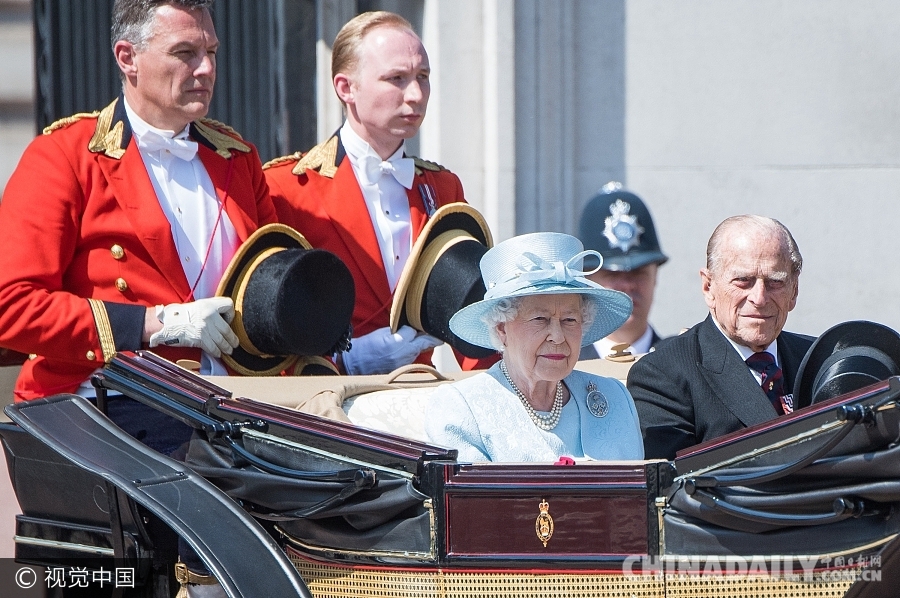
216,223,313,376
389,203,493,333
404,230,476,331
215,223,312,299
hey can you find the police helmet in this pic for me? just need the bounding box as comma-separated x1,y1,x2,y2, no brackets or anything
578,182,668,272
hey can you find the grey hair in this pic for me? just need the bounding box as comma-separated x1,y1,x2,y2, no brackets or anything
706,214,802,276
112,0,214,51
481,294,598,352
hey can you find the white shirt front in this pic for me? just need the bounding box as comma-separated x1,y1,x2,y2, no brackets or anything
124,99,237,375
711,315,780,384
340,121,412,292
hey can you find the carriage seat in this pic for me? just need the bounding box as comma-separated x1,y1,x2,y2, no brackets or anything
206,356,639,443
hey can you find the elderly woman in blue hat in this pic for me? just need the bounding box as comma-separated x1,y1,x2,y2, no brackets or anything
424,232,644,462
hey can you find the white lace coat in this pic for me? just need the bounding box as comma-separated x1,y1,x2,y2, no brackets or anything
424,363,644,462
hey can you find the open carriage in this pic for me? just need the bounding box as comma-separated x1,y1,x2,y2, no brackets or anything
2,350,898,597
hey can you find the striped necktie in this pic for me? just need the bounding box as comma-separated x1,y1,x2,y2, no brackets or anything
746,351,793,415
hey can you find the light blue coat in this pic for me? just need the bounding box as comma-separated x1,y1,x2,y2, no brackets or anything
425,363,644,462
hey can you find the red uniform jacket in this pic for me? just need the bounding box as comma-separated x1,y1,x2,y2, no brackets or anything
0,97,277,400
265,133,498,371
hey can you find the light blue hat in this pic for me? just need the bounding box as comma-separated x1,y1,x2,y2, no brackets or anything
448,232,633,349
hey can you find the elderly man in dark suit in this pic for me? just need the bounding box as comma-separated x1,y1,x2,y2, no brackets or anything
627,215,813,460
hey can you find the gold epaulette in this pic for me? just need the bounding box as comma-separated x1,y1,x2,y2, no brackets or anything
88,100,125,159
194,120,251,158
291,136,339,178
262,151,303,170
199,117,244,139
43,111,100,135
413,157,446,175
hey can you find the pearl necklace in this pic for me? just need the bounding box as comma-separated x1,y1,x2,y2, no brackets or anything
500,360,564,431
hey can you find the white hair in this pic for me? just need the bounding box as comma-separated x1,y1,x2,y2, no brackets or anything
480,294,597,352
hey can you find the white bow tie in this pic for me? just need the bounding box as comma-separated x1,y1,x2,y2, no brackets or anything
138,130,199,162
357,154,415,189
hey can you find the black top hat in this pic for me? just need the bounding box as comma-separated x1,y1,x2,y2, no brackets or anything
216,224,355,376
389,203,496,359
795,320,900,405
578,181,668,272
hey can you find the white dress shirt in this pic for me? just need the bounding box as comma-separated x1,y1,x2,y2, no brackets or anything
124,99,237,375
340,121,413,292
712,316,780,384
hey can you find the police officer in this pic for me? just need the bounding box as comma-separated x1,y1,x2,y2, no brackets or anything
578,182,668,359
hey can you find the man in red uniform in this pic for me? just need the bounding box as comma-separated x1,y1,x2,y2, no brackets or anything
266,11,490,374
0,2,277,594
0,0,275,448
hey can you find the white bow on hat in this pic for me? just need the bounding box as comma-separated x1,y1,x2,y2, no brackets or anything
137,130,199,162
357,154,415,189
486,251,604,300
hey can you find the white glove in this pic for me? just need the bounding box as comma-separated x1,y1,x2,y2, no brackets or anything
148,297,239,358
342,325,442,375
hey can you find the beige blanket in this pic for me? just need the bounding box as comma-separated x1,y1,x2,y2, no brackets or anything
204,357,639,426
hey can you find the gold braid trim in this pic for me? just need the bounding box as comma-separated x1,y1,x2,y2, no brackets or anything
194,120,251,158
43,111,101,135
87,299,117,364
413,156,445,175
88,99,126,159
291,136,339,178
262,151,303,170
199,117,243,139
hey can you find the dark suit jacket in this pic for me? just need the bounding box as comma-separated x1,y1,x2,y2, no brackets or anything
578,327,663,360
626,315,814,459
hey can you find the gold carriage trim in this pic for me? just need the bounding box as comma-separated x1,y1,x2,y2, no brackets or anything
87,298,116,363
535,499,554,547
288,554,864,598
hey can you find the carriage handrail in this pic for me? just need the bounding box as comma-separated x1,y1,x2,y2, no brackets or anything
684,402,870,492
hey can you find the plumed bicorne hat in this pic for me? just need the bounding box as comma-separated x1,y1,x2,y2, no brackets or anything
794,320,900,405
449,232,633,350
216,224,355,376
578,181,668,272
390,203,495,358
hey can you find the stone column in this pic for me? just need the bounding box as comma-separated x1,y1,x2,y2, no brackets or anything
315,0,356,142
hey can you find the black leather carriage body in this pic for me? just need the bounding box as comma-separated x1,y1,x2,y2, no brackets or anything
5,351,900,598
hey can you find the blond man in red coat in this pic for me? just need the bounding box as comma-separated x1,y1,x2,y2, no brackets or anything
267,11,494,374
0,0,275,442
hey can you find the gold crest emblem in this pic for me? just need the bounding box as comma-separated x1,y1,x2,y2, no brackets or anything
535,499,554,547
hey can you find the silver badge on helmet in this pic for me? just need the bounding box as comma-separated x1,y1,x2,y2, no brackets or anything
603,199,644,252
